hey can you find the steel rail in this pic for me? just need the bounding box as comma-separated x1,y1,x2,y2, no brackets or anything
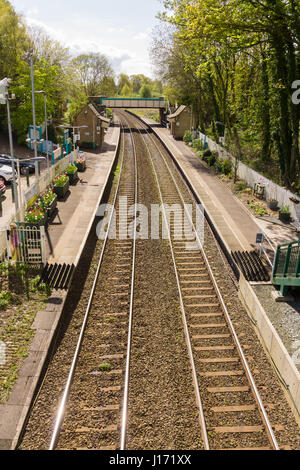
122,111,210,450
118,113,138,450
49,121,128,450
135,115,280,451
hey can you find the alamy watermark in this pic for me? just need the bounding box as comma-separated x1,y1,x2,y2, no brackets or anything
292,80,300,105
0,341,6,366
96,197,205,251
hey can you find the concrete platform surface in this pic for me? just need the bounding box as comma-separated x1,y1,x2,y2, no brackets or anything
46,122,120,265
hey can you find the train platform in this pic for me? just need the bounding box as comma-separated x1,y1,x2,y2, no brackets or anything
144,120,299,253
46,121,120,266
0,119,120,450
140,116,300,416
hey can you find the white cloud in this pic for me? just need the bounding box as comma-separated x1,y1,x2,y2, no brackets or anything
24,15,154,77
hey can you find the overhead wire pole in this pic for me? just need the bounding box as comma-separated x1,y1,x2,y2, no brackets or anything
6,87,18,214
0,78,18,214
35,90,50,180
30,55,39,183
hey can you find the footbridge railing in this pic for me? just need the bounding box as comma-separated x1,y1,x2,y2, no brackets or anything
272,240,300,295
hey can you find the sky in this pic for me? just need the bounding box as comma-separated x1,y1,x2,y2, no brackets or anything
11,0,164,78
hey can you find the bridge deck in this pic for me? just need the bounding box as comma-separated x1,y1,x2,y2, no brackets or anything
100,97,166,108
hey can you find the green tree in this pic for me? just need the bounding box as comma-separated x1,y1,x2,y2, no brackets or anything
139,84,152,98
71,53,114,97
120,83,133,97
156,0,300,187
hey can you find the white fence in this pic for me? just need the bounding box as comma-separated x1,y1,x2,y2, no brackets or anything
0,151,74,262
197,132,300,225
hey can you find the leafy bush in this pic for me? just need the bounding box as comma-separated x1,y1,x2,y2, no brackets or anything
0,291,13,302
0,299,8,310
207,151,218,167
192,138,202,151
202,148,212,163
222,158,233,175
214,158,223,173
183,130,192,144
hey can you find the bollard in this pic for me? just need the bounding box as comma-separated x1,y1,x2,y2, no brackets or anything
26,168,30,186
38,162,41,175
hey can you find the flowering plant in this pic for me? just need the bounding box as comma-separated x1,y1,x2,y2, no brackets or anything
41,188,56,208
75,157,86,171
54,174,69,187
25,205,45,223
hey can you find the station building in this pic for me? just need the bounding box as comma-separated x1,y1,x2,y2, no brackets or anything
73,103,110,150
167,105,193,140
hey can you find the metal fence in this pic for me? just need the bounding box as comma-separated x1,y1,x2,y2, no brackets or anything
4,224,46,264
0,151,74,263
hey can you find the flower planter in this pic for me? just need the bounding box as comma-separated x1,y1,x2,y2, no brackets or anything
45,195,58,218
76,161,86,172
267,200,278,211
67,169,79,185
279,211,291,223
23,214,47,229
54,179,70,199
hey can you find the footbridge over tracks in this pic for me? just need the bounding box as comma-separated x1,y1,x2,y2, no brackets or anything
98,97,168,125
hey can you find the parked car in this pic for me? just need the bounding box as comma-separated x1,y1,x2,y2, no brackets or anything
0,154,36,175
0,179,6,195
0,163,16,184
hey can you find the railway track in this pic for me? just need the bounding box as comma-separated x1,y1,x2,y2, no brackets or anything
50,119,137,450
121,111,279,451
18,112,299,451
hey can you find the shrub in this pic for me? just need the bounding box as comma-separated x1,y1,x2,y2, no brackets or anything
207,151,218,167
0,299,8,310
192,138,202,151
202,148,212,163
183,130,192,144
0,291,13,302
214,158,223,173
207,155,215,167
222,158,232,175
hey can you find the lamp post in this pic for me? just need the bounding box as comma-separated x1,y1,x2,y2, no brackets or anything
30,56,38,163
35,90,50,179
0,78,18,213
